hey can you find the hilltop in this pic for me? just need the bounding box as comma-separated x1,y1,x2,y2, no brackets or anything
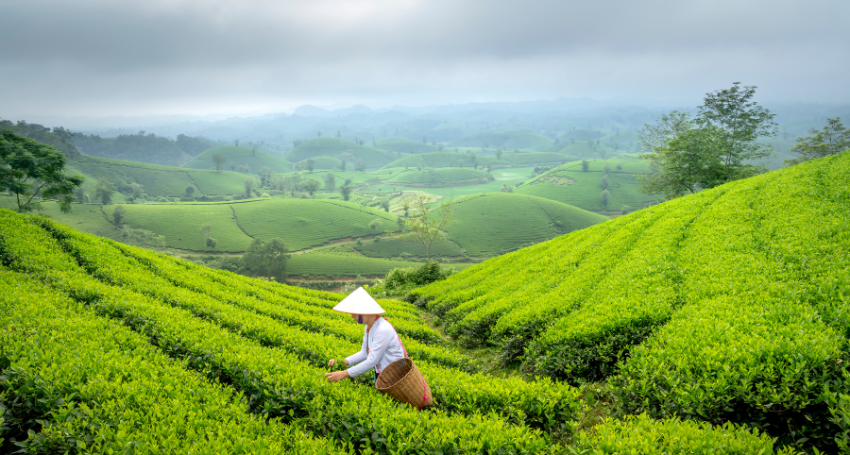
411,151,850,451
183,146,293,173
286,137,402,169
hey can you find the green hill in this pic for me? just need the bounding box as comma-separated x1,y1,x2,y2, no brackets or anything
515,157,659,214
68,155,247,198
557,141,617,158
451,132,554,150
295,156,342,170
183,146,293,173
386,168,491,186
382,151,573,170
374,137,437,154
445,193,608,256
286,138,402,169
411,151,850,451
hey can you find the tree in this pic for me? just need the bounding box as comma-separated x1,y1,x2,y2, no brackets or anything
185,184,195,197
130,182,143,199
95,178,116,205
603,164,611,174
495,148,504,159
241,238,289,282
601,175,609,190
306,158,315,173
73,186,87,203
500,184,513,193
339,159,347,171
786,117,849,165
113,204,126,225
324,173,336,191
244,177,255,198
601,189,610,208
212,153,226,172
258,166,274,187
200,223,212,238
206,237,218,249
304,178,321,197
355,159,366,173
390,194,454,264
369,219,381,234
581,160,589,172
621,205,631,215
638,83,776,198
380,200,390,212
0,131,84,213
470,152,478,169
340,185,352,201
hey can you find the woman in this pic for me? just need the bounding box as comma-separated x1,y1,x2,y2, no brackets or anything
324,287,406,384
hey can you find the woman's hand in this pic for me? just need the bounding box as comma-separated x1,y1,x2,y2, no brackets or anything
324,370,350,382
327,359,349,367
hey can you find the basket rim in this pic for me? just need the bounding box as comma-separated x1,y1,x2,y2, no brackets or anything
376,358,415,391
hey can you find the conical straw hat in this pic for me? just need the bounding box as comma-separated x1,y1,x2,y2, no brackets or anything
333,287,385,315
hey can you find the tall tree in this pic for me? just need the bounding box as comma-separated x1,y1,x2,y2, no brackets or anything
306,158,315,173
212,153,226,172
340,185,352,201
639,83,776,198
324,173,336,191
113,205,126,225
390,194,454,264
0,131,84,213
786,117,849,165
241,238,290,282
304,178,321,197
95,178,116,205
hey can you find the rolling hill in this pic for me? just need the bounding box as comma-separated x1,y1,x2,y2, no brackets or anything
68,155,248,198
382,151,573,170
411,151,850,451
451,132,554,150
386,168,492,186
515,156,660,214
373,136,437,154
445,192,609,256
183,146,293,173
286,138,402,169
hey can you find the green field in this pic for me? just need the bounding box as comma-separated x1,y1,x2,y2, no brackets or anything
451,132,554,150
386,167,491,186
67,155,248,198
288,253,470,277
231,198,397,251
381,151,573,170
183,146,293,173
444,193,609,256
374,136,437,154
286,137,403,169
354,237,466,259
411,152,850,451
295,155,342,170
515,157,661,213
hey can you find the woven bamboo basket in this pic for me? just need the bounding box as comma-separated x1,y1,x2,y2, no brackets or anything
376,358,434,409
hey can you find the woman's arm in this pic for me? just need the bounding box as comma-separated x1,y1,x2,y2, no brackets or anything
347,330,390,377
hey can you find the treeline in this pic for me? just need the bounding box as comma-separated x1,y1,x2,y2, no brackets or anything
0,119,80,158
73,131,217,166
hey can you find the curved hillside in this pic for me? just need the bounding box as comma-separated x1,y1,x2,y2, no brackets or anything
412,152,850,450
515,157,659,213
295,156,342,170
374,137,437,154
451,132,553,149
383,152,492,169
286,138,401,169
69,155,247,198
183,146,293,173
557,141,616,158
387,168,491,186
445,192,608,256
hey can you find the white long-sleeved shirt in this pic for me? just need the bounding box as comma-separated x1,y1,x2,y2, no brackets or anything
345,317,405,378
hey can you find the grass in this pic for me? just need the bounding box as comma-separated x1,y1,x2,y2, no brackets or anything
286,138,402,169
183,146,293,173
231,198,398,251
374,137,437,154
387,167,491,186
354,237,466,259
445,192,609,256
515,157,661,214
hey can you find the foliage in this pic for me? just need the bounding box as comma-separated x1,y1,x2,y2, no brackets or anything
639,83,777,198
113,204,126,225
241,237,290,282
786,117,850,165
72,131,215,166
0,131,84,213
391,194,454,263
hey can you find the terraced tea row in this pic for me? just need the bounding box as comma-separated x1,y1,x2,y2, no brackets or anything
412,152,850,450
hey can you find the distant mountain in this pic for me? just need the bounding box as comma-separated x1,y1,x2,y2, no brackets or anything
293,105,332,117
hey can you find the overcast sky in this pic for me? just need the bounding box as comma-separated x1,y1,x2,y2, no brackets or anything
2,0,849,118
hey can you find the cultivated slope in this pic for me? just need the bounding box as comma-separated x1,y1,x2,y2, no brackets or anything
446,192,609,256
412,151,850,450
183,146,293,173
286,138,401,169
0,209,792,454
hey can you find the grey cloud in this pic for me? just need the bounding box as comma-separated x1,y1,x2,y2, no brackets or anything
1,0,848,116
